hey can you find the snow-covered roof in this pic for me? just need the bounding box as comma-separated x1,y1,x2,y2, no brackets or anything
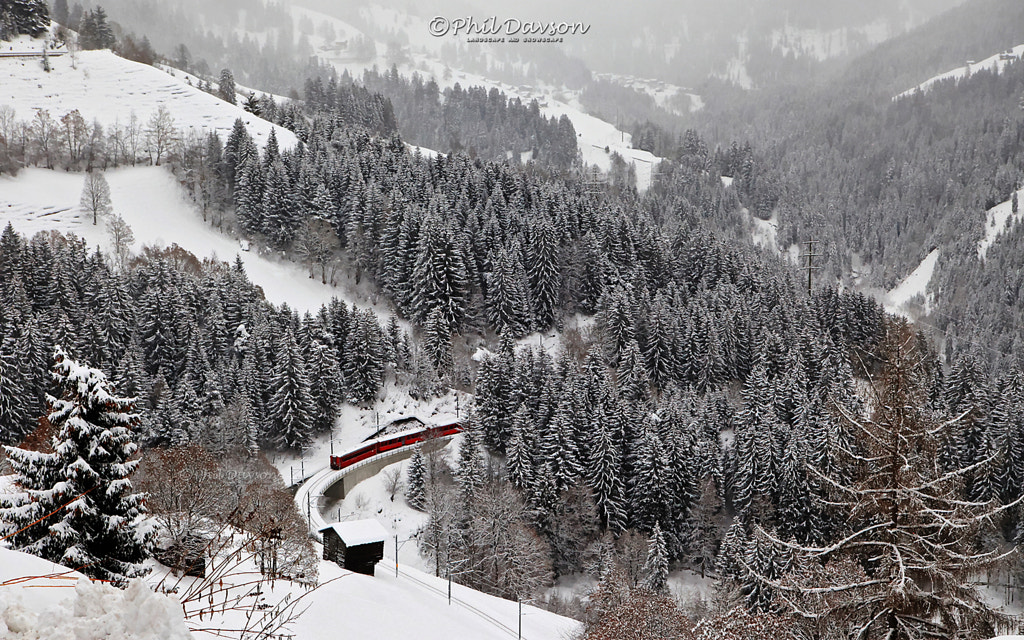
319,519,389,547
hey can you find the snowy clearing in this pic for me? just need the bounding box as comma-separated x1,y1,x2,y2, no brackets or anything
0,47,295,150
896,44,1024,99
0,167,392,316
978,188,1024,259
885,248,939,316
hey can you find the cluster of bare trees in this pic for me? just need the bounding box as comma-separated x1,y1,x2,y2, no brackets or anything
0,104,179,173
134,445,317,584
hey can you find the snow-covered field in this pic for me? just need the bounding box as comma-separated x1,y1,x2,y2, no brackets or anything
0,167,392,316
885,248,939,316
979,188,1024,259
896,44,1024,99
0,46,295,150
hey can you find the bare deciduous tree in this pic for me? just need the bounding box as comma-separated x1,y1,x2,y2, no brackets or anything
146,105,177,166
134,446,228,548
382,466,404,502
294,217,340,283
106,213,134,270
80,170,112,225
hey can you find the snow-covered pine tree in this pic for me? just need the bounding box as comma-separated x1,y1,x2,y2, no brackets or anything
506,406,535,490
731,362,780,520
0,334,31,444
342,309,384,404
0,0,50,39
525,217,560,329
455,421,485,504
411,206,469,330
406,446,427,510
218,68,236,105
262,160,299,247
486,244,532,338
307,338,341,433
640,522,669,594
0,347,151,585
267,330,314,450
586,418,626,531
422,306,453,376
616,339,650,406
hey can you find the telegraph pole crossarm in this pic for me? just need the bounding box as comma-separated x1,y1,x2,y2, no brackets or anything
800,239,822,296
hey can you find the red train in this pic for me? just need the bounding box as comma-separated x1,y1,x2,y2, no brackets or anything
329,422,462,471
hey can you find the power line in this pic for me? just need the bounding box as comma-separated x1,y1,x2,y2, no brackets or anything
800,239,822,296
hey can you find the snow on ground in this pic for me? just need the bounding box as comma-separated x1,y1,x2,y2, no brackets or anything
319,454,436,574
0,547,190,640
884,248,939,316
293,555,579,640
979,188,1024,259
0,167,393,316
153,63,293,106
896,45,1024,99
0,45,296,150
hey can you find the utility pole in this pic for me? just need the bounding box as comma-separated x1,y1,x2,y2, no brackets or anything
800,239,821,296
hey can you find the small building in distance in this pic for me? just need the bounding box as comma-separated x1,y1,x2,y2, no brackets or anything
319,519,389,576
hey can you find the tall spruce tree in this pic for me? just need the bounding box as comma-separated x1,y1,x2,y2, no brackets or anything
0,347,151,585
267,330,314,450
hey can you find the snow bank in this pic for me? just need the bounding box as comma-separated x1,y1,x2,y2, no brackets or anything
0,547,189,640
0,46,295,150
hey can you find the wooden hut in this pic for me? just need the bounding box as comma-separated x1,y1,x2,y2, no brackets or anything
319,519,388,576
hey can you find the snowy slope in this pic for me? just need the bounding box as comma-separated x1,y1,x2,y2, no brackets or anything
978,188,1024,259
885,248,939,315
0,167,390,316
896,45,1024,99
0,47,296,150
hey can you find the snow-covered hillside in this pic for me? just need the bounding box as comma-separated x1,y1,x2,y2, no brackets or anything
290,5,664,191
0,167,390,316
979,188,1024,259
896,44,1024,99
0,46,295,149
885,248,939,316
